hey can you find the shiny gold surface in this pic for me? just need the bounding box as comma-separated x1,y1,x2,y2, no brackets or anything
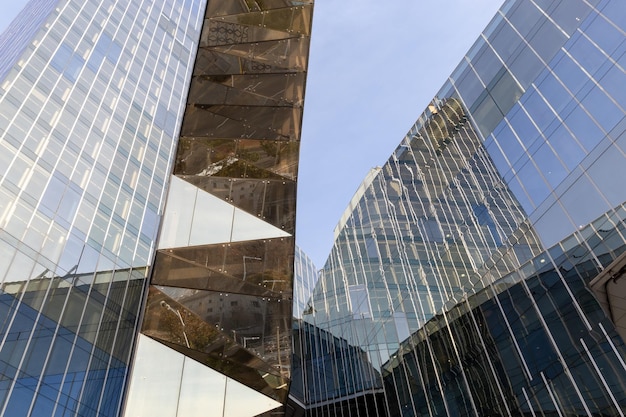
142,286,289,402
179,177,297,233
142,0,312,403
153,238,294,297
175,138,299,179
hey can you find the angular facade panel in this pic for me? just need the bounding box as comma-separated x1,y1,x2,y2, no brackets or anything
125,0,314,416
0,0,313,416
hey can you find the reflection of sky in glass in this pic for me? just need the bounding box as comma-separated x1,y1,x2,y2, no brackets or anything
126,335,281,417
0,1,29,36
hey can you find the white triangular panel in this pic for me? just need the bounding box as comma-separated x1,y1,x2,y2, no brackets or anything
178,356,228,417
158,176,196,249
123,335,185,417
231,206,291,242
223,376,282,417
188,184,235,247
123,335,281,417
158,176,290,249
158,176,235,249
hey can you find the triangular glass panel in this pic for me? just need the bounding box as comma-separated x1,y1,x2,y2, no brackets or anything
188,186,234,246
141,285,282,374
126,335,274,417
177,356,228,417
223,376,282,417
212,6,312,35
174,137,236,176
232,205,291,241
193,50,294,76
155,338,288,403
193,49,248,76
151,250,279,297
182,175,233,202
189,73,305,107
187,76,287,108
153,238,293,293
201,19,297,47
158,176,235,249
182,159,288,181
180,177,296,234
159,176,292,248
181,104,302,141
234,139,299,180
123,334,186,417
156,286,292,369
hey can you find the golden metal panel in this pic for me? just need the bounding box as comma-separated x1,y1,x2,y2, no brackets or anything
144,0,313,404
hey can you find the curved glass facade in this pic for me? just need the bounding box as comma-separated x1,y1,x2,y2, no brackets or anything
383,212,626,415
292,0,626,415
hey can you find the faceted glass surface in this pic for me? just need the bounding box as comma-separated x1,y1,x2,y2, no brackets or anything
134,0,314,414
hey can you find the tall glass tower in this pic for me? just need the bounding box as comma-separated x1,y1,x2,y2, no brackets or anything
0,0,204,415
0,0,313,416
295,0,626,416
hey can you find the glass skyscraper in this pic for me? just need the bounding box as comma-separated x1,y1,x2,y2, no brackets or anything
294,0,626,416
2,0,626,416
0,0,312,416
0,0,204,415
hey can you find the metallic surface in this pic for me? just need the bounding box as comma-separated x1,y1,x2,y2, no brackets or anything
130,0,314,414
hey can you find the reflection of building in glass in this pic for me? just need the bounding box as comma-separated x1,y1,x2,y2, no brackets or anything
0,0,312,416
293,0,626,416
294,245,320,320
0,0,204,415
309,97,540,368
291,247,386,415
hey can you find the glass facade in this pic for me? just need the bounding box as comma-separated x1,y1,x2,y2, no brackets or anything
0,0,203,415
292,0,626,416
0,0,313,416
123,1,313,417
2,0,625,416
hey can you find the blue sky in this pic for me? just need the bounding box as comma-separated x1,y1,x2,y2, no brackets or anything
296,0,504,267
0,1,29,35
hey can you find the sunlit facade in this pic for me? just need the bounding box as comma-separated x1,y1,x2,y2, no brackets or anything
0,0,312,416
295,0,626,415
